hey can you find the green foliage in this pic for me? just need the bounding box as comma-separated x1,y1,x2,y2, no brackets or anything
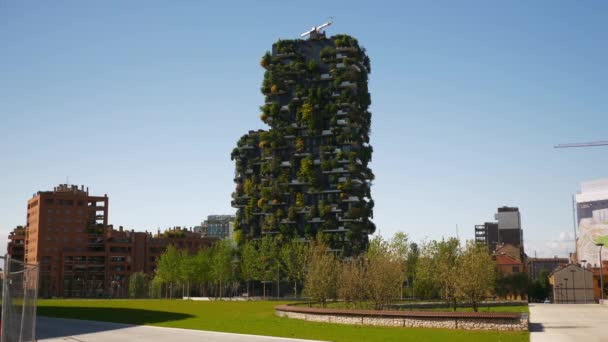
128,272,148,299
280,240,309,297
458,242,496,312
303,241,338,307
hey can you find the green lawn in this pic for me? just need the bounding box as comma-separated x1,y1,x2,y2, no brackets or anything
37,299,528,342
308,301,529,313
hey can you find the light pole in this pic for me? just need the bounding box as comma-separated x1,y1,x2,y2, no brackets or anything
581,259,588,303
565,278,569,303
556,285,560,303
559,283,564,304
597,242,605,303
570,269,577,304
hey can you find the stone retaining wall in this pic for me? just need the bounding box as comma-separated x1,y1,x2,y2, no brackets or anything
275,305,528,331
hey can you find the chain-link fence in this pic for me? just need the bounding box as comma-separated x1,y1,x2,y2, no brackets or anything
1,255,39,342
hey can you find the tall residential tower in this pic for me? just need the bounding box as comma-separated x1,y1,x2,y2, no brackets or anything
231,31,375,254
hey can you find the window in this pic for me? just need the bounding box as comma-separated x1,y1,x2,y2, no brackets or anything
512,266,520,273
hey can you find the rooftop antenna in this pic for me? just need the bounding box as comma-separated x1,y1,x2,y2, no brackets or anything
301,17,334,39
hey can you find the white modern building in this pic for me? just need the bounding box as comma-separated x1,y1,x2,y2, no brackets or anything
576,178,608,267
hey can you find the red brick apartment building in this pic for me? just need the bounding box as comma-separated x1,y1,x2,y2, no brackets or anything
11,184,216,298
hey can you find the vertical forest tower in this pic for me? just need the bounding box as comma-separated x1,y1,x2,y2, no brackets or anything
231,30,375,255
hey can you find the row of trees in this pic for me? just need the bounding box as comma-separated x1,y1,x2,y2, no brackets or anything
303,235,495,311
129,233,500,312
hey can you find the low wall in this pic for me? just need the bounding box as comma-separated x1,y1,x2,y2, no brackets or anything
275,305,528,331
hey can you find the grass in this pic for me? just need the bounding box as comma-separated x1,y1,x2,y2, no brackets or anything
37,299,529,342
306,301,529,313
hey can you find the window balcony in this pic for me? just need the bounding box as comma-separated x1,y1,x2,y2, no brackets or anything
322,129,333,136
280,105,289,112
336,63,345,69
337,109,348,116
339,81,356,88
337,119,347,126
342,196,360,202
280,161,291,167
320,73,332,80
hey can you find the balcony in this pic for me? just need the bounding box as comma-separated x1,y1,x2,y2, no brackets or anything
337,109,348,116
337,119,347,126
280,105,289,112
339,81,356,89
320,73,332,80
280,161,291,167
332,91,341,97
336,63,345,69
342,196,360,203
322,129,333,136
336,46,358,53
322,226,350,233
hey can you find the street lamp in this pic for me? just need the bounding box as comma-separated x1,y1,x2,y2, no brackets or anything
597,242,605,302
581,259,588,303
564,278,569,303
570,269,577,304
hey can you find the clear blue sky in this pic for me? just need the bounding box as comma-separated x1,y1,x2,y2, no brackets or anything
1,1,607,257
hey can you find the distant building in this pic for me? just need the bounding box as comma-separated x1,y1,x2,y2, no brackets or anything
526,257,569,281
575,178,608,266
10,184,216,298
549,264,594,304
7,225,26,261
475,206,524,254
494,253,524,276
200,215,235,240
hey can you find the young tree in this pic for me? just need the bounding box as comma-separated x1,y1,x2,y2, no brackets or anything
280,240,309,298
156,245,182,298
258,236,279,299
414,241,440,300
303,241,337,307
128,271,148,298
240,240,261,296
366,236,403,309
406,242,419,299
389,232,409,299
191,248,212,297
458,242,496,312
210,240,235,298
435,238,461,310
338,256,367,307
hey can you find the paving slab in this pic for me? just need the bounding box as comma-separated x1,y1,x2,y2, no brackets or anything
530,303,608,342
37,316,324,342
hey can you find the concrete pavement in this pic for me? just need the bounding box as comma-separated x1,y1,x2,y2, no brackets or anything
37,316,324,342
530,303,608,342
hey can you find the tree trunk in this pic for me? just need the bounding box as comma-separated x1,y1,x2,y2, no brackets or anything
294,281,297,298
263,282,266,300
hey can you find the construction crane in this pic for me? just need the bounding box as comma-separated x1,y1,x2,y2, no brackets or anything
554,141,608,148
300,18,333,39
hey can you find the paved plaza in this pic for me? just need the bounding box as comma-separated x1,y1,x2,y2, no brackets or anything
530,303,608,342
37,316,323,342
